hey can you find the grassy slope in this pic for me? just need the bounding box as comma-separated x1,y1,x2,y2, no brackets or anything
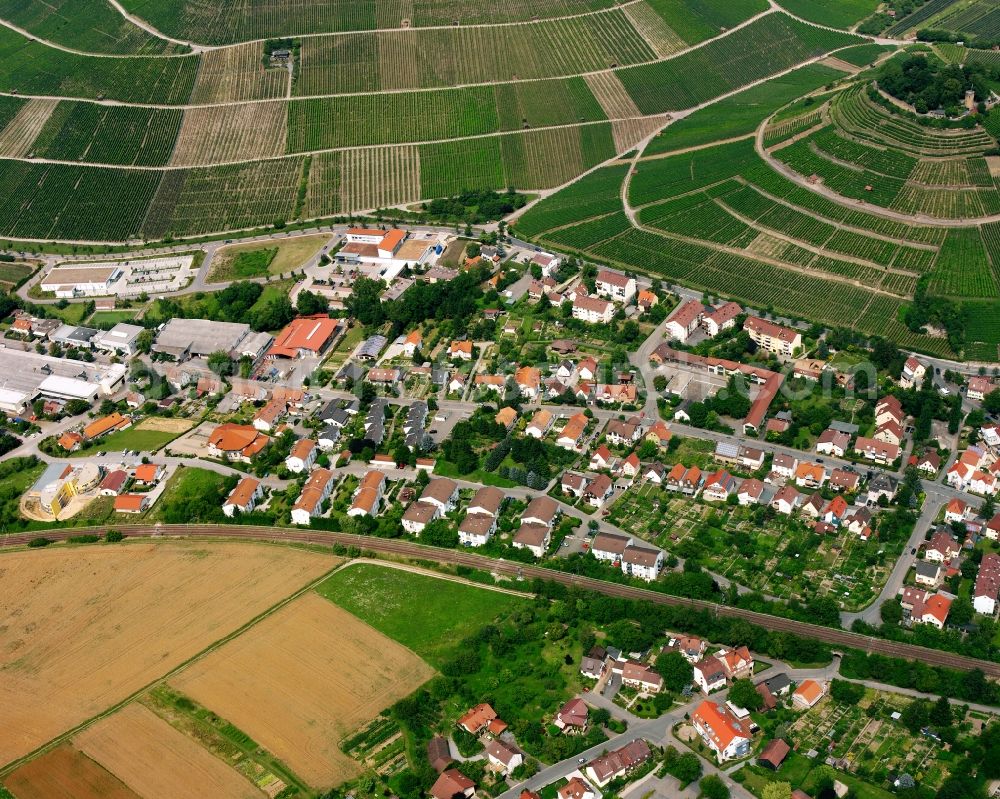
776,0,880,29
315,563,526,667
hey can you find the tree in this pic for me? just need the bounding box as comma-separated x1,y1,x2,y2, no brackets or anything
983,389,1000,415
655,651,692,692
880,598,903,626
728,679,763,711
207,350,233,376
830,680,865,706
901,698,930,734
136,328,154,354
948,596,974,627
930,695,952,728
698,775,729,799
761,782,791,799
296,289,328,316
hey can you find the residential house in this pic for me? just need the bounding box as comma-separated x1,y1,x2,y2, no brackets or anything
621,544,664,582
875,419,904,448
554,698,589,732
484,739,522,775
512,522,551,558
645,421,673,448
585,473,614,508
590,445,616,472
794,461,826,489
458,513,497,548
643,463,666,484
823,495,849,526
290,468,335,525
665,300,706,343
580,656,606,680
427,737,453,773
208,423,270,463
621,661,663,693
578,357,599,382
595,269,636,304
557,413,589,450
402,329,422,357
468,486,505,517
252,399,285,433
974,553,1000,615
620,452,641,479
914,561,943,589
691,701,752,762
702,302,743,338
348,471,387,518
665,463,702,495
693,656,727,694
557,779,594,799
636,290,659,312
944,499,969,525
526,409,554,439
968,376,994,402
901,356,926,389
801,492,824,519
114,494,150,514
515,366,541,399
738,446,765,471
285,439,317,474
223,477,263,517
430,770,475,799
477,374,507,396
771,485,801,515
926,530,960,562
875,396,905,429
737,478,765,506
562,471,589,498
771,453,798,479
605,418,640,446
867,474,898,504
585,740,652,787
591,532,631,564
133,463,164,485
449,340,473,361
792,680,825,709
744,316,801,357
702,469,737,502
672,636,707,663
495,406,518,429
816,428,851,458
420,478,459,512
718,646,754,680
99,470,128,497
573,295,614,324
901,587,952,629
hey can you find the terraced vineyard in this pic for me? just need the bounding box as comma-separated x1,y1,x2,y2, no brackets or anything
0,0,995,360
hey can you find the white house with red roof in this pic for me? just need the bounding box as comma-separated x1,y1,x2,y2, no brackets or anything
744,316,801,357
968,376,994,402
702,302,743,338
595,269,636,304
692,700,752,762
944,499,969,525
901,356,926,389
665,300,706,343
693,656,727,693
926,530,961,562
974,553,1000,616
573,295,614,324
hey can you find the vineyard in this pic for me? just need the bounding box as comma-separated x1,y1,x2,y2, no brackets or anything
928,228,997,298
0,0,184,54
0,25,199,104
932,0,1000,41
616,14,859,115
28,102,182,166
773,0,879,29
189,43,289,104
170,102,287,166
294,11,657,95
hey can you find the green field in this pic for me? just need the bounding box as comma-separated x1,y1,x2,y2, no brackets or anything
71,424,190,456
315,563,527,667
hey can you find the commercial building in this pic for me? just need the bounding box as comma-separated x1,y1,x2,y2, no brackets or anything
40,265,121,298
153,318,273,362
0,348,127,413
93,323,144,357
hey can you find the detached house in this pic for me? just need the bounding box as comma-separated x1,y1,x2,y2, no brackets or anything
925,530,960,563
855,436,900,464
573,294,614,324
554,698,589,732
621,544,664,582
694,656,727,694
816,428,851,458
702,469,737,502
595,269,636,304
526,409,554,439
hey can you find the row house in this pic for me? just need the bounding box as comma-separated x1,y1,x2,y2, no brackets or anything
348,471,388,518
816,428,851,458
875,396,905,429
974,553,1000,616
285,438,317,474
402,478,459,534
222,477,263,517
526,409,554,439
665,463,703,495
290,468,336,525
513,496,559,558
585,740,652,787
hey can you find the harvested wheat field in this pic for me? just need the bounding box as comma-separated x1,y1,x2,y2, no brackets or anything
0,543,337,765
3,744,140,799
75,703,263,799
171,592,435,788
133,416,195,433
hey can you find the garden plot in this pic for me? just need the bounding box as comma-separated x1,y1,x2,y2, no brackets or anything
191,42,289,103
170,102,287,166
788,690,980,792
612,485,895,609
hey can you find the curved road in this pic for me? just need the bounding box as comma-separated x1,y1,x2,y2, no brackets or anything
4,523,1000,678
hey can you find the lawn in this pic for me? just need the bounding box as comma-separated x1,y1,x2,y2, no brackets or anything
0,260,34,287
88,310,137,326
46,302,92,325
145,466,230,522
315,563,527,667
71,425,188,456
207,235,330,282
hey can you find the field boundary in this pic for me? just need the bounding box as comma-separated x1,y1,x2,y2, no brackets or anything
0,545,348,778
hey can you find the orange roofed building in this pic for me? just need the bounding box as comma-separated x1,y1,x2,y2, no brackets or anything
208,423,270,463
267,315,340,359
83,412,131,441
457,703,503,735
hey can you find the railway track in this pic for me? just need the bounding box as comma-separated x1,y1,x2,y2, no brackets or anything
5,523,1000,678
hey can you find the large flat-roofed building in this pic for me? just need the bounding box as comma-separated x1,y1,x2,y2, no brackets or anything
93,323,144,357
0,348,127,412
152,318,271,362
40,265,122,298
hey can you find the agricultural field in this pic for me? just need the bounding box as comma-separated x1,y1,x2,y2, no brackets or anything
0,0,184,54
930,0,1000,42
74,704,263,799
170,102,287,166
69,417,193,456
775,0,880,29
0,260,34,289
315,562,528,667
190,43,290,104
3,744,141,799
929,227,997,298
170,591,435,787
0,543,337,765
